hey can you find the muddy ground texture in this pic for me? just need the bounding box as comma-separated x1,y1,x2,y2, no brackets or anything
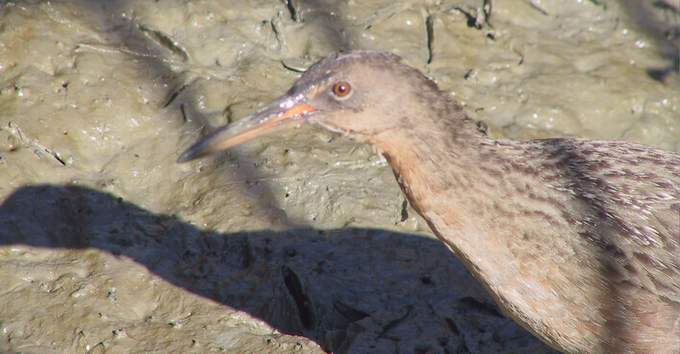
0,0,679,353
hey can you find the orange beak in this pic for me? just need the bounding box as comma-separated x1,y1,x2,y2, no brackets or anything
178,98,316,163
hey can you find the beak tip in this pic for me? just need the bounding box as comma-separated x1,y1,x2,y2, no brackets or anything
176,148,197,163
176,101,316,164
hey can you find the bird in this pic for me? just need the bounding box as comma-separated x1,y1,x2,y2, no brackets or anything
178,51,680,353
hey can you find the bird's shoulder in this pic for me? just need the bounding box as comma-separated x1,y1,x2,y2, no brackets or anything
535,138,680,300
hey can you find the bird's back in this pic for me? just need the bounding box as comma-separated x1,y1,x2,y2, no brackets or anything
535,139,680,298
479,138,680,352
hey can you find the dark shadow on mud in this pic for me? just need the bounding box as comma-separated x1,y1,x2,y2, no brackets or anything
0,184,555,353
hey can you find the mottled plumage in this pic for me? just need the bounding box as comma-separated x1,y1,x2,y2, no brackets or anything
180,51,680,353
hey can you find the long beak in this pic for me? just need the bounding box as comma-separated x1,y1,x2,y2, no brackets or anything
177,97,316,163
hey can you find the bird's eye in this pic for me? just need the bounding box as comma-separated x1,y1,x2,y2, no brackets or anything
331,81,352,98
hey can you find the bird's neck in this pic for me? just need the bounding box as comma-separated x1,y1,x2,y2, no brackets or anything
369,111,519,260
369,106,499,221
368,111,601,351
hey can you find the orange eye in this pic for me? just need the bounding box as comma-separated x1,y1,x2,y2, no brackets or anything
332,81,352,98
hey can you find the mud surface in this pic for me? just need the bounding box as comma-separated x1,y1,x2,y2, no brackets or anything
0,0,678,353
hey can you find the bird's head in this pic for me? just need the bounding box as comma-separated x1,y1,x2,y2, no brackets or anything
178,51,443,162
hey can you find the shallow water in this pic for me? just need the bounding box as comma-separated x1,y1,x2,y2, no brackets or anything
0,0,678,352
